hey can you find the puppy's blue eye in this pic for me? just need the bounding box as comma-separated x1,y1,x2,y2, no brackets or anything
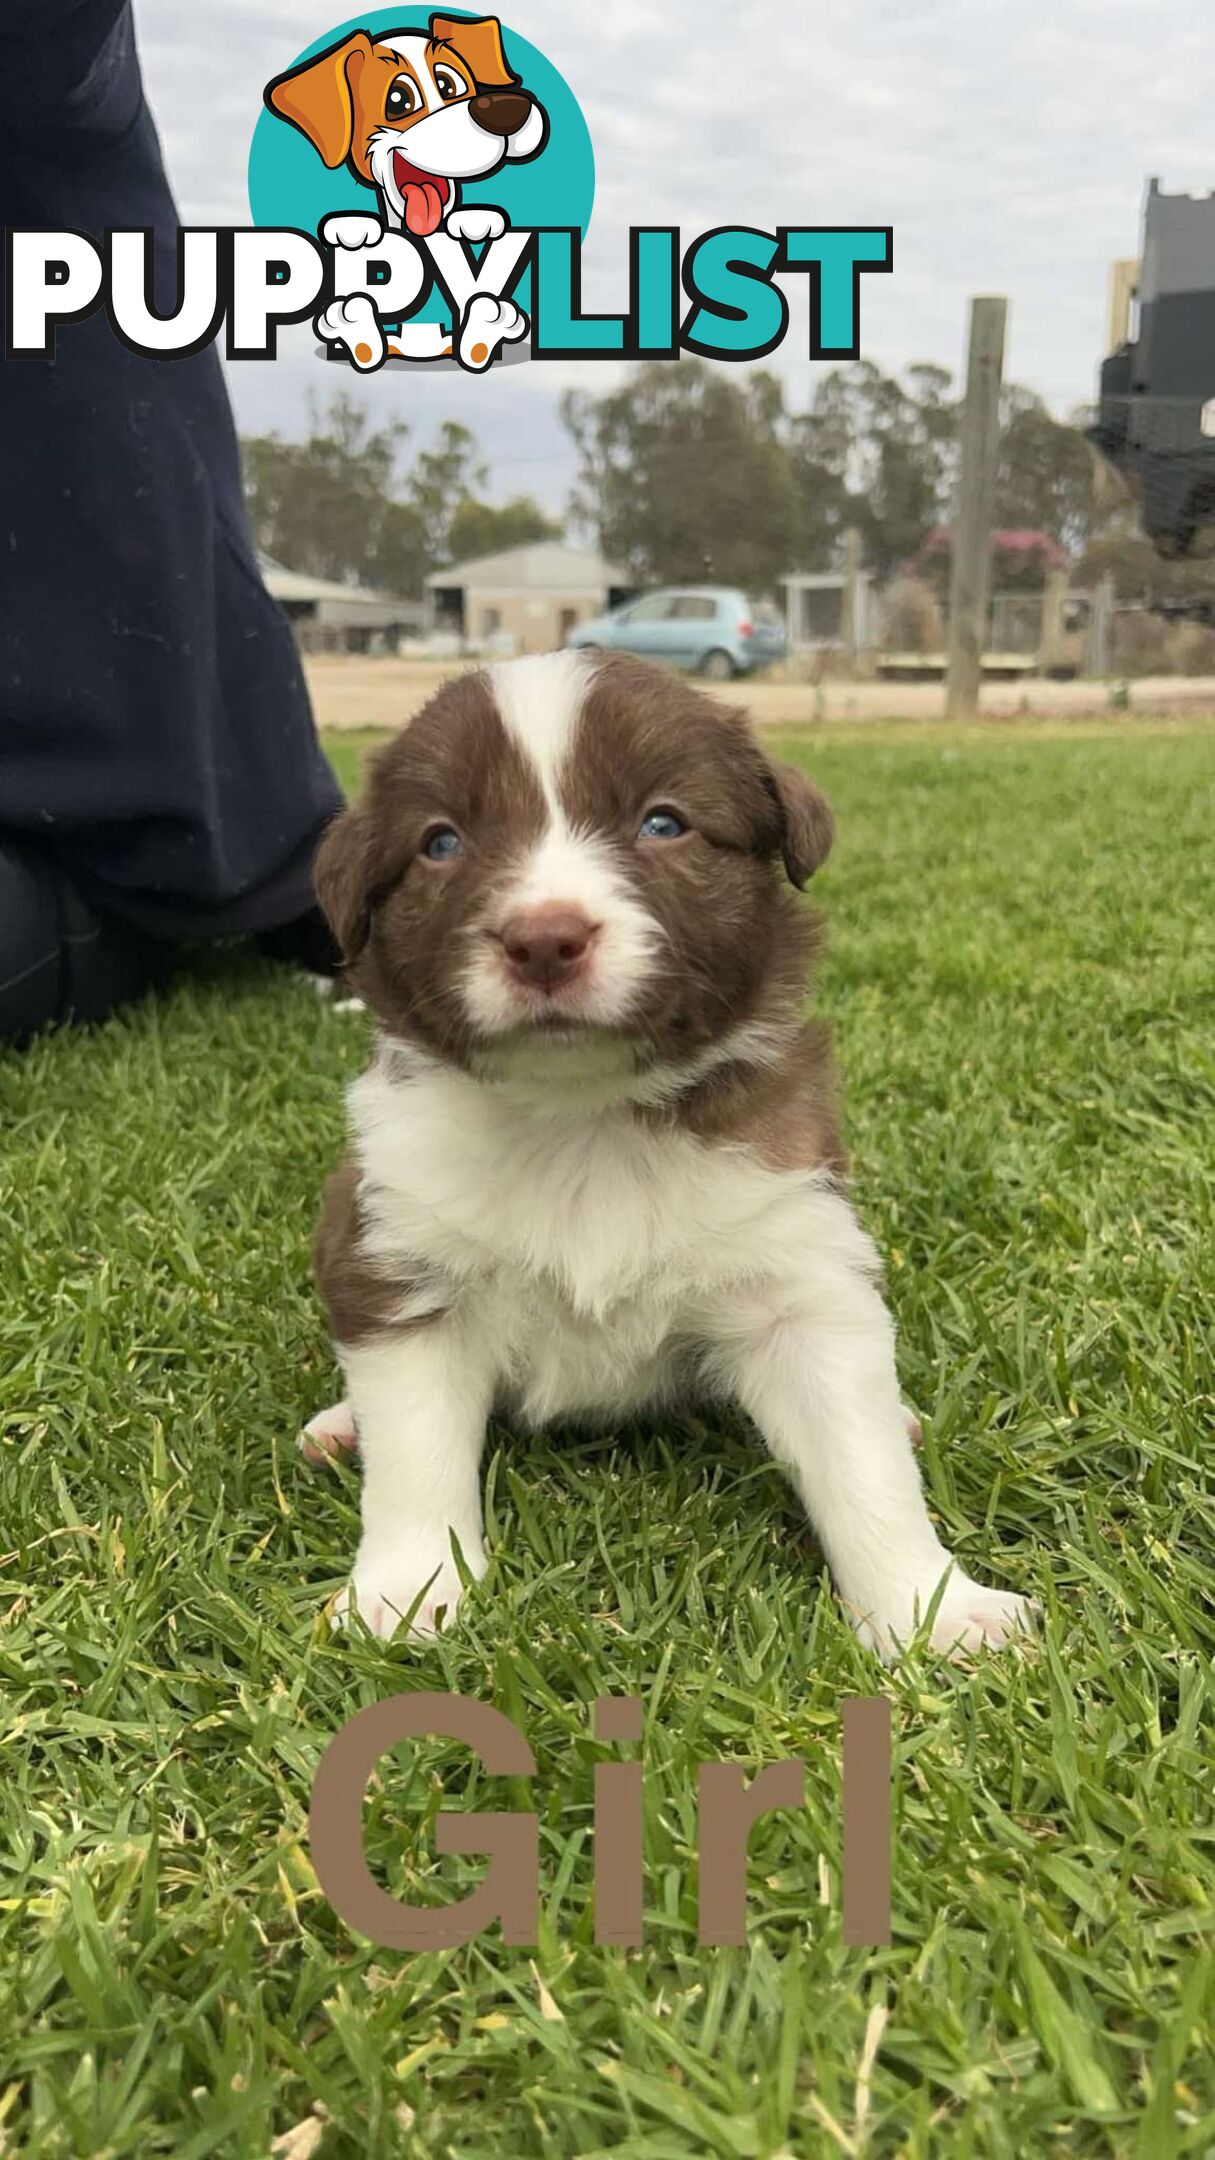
638,807,686,841
422,825,463,860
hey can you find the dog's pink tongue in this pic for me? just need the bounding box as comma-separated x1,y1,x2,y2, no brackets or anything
402,181,444,237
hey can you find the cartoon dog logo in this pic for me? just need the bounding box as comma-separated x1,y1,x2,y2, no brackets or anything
265,14,547,368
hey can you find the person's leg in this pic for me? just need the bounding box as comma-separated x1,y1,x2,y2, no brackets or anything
0,3,343,954
0,840,169,1046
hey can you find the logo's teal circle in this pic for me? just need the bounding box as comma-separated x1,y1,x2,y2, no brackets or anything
248,9,593,328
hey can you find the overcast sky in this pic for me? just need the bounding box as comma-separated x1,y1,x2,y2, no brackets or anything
137,0,1212,514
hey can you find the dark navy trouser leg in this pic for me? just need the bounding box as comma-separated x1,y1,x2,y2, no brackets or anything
0,1,342,1039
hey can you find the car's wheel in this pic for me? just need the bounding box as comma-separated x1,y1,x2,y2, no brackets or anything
699,648,735,681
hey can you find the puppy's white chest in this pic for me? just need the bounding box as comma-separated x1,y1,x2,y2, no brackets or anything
349,1061,822,1419
475,1269,689,1424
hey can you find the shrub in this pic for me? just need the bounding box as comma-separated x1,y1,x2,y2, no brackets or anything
881,576,943,653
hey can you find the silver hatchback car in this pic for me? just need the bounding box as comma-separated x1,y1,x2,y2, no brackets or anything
566,585,786,679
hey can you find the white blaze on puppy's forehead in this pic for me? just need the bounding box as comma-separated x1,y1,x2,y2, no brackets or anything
378,33,432,79
486,649,617,922
456,652,662,1044
376,35,471,107
488,650,592,814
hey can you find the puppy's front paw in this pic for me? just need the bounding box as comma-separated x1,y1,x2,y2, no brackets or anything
925,1574,1036,1657
299,1398,358,1465
444,204,507,243
315,294,384,369
320,211,383,250
851,1563,1036,1664
458,292,527,370
332,1532,486,1641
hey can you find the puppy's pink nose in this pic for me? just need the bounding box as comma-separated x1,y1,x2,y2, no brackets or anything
501,905,596,991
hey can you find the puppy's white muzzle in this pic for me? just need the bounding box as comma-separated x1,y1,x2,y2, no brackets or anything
371,103,512,195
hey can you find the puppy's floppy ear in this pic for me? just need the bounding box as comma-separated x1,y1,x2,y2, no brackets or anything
264,31,374,168
763,760,834,888
313,807,377,960
429,12,518,86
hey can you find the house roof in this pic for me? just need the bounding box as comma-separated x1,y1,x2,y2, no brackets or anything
260,556,407,607
425,541,629,593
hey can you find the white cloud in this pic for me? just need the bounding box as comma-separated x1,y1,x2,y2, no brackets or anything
135,0,1213,508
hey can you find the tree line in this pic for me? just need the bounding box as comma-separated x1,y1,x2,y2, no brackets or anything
240,395,560,597
240,362,1212,605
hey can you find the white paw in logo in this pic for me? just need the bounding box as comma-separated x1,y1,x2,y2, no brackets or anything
444,205,508,245
320,211,384,251
315,293,384,370
458,291,527,371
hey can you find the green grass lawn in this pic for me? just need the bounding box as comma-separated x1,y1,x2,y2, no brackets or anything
2,719,1213,2158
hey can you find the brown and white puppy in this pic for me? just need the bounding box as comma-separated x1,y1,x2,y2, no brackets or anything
266,15,544,366
307,651,1033,1659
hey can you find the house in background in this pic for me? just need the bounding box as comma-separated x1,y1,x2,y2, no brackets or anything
261,558,425,653
426,542,633,655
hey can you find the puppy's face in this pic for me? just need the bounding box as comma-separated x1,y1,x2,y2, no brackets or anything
316,652,833,1082
266,16,547,237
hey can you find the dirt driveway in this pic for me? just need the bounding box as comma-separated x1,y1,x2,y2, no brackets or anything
304,653,1215,733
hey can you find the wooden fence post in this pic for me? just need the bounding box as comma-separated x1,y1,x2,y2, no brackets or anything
839,528,862,667
1040,569,1067,670
946,297,1009,718
1086,572,1116,677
